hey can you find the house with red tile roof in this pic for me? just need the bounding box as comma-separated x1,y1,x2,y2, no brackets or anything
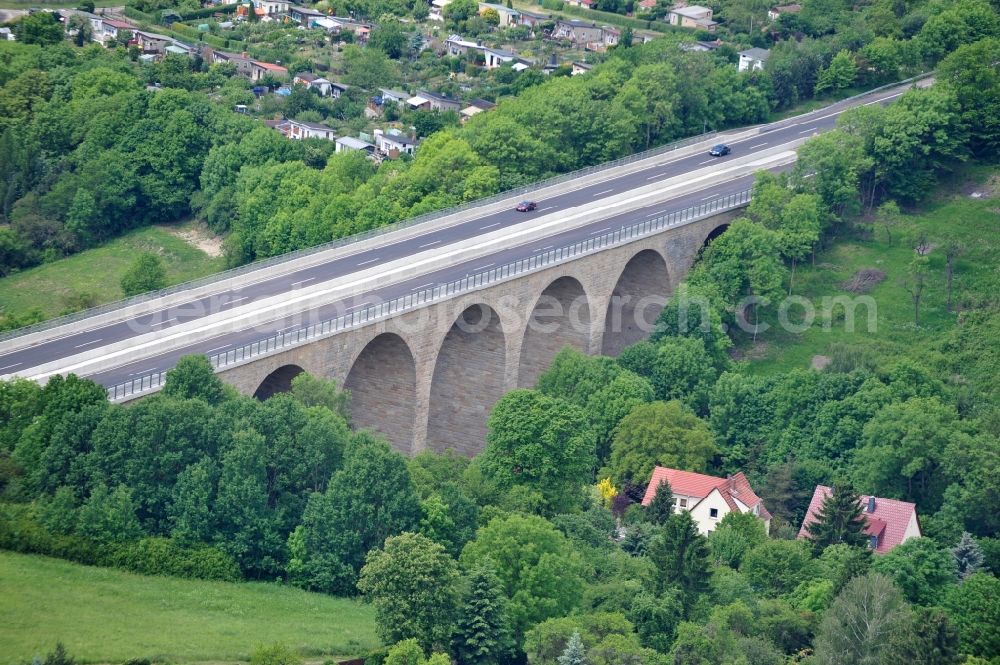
642,467,772,535
797,485,921,554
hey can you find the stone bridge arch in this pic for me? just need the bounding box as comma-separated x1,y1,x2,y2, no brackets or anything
517,276,592,388
703,222,730,247
343,332,417,454
601,248,672,356
426,303,507,456
253,364,306,400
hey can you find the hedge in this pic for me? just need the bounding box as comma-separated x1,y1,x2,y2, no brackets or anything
179,3,238,20
0,504,241,583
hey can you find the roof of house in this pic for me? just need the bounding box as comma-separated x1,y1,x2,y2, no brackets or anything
558,18,600,28
407,95,430,106
165,44,190,54
467,98,496,110
136,30,173,40
103,18,137,29
798,485,919,554
485,46,517,58
336,136,374,149
669,5,711,17
379,133,420,146
512,61,531,71
519,8,549,18
288,118,334,131
291,5,325,14
379,87,409,100
479,1,519,12
771,3,802,12
638,0,657,7
739,46,771,60
254,61,289,73
642,467,772,520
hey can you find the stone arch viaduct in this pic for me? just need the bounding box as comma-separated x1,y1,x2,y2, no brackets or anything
216,211,738,456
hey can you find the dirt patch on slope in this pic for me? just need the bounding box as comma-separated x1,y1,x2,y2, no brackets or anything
844,269,886,293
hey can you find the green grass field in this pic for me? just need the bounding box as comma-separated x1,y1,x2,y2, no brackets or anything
736,165,1000,375
0,222,225,323
0,550,378,665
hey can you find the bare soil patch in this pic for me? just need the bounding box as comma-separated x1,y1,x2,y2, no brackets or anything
844,268,886,293
159,221,224,258
811,354,832,370
730,341,768,361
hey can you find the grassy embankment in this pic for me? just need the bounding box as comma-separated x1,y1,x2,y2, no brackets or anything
0,550,378,665
733,164,1000,374
0,221,224,324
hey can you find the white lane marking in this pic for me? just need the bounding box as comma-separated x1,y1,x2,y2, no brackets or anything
357,257,379,266
291,277,315,287
473,263,495,270
647,173,664,180
34,148,804,383
538,206,554,212
698,159,714,165
147,318,176,328
276,325,298,333
222,296,247,306
592,188,614,197
480,222,501,230
590,227,611,235
412,282,435,290
128,367,158,376
0,363,22,372
749,143,768,149
799,127,818,134
206,345,229,353
74,338,103,349
701,194,716,201
534,245,554,252
864,91,904,106
646,211,662,217
419,240,441,248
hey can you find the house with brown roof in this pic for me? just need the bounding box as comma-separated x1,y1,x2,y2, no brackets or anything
798,486,921,554
642,467,772,535
767,3,801,21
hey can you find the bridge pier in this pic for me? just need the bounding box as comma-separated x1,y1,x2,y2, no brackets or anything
212,209,740,456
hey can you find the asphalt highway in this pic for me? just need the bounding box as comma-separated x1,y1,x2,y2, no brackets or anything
0,81,919,389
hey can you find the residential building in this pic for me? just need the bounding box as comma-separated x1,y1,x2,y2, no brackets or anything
378,88,409,105
642,467,772,535
0,27,15,41
767,3,801,21
293,72,333,96
571,61,592,75
211,50,288,82
335,136,376,154
419,90,462,112
135,30,174,56
738,47,770,71
430,0,452,21
636,0,658,13
329,81,350,99
289,4,325,25
478,2,520,27
680,38,722,52
460,98,495,123
565,0,596,8
252,0,289,16
484,46,517,69
551,19,603,47
96,18,138,45
798,486,921,554
518,8,549,29
374,129,420,157
285,118,336,140
314,16,371,41
445,34,480,56
666,5,716,31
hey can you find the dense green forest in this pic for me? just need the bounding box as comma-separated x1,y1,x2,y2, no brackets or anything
3,0,997,295
2,36,1000,656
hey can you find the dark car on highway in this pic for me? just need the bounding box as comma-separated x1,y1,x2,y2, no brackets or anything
516,201,537,212
709,144,731,157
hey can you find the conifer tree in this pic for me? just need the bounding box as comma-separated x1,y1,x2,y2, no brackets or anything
648,510,710,606
452,562,514,665
557,630,586,665
806,483,868,553
952,532,984,580
646,478,675,526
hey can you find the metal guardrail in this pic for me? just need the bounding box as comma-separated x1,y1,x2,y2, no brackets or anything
0,130,719,346
106,188,753,401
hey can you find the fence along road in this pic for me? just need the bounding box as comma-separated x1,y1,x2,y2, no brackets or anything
1,76,931,392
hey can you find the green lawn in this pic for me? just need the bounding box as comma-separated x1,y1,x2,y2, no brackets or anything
0,222,225,323
0,550,378,665
736,165,1000,375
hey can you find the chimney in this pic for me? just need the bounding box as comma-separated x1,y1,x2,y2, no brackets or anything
867,496,876,513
